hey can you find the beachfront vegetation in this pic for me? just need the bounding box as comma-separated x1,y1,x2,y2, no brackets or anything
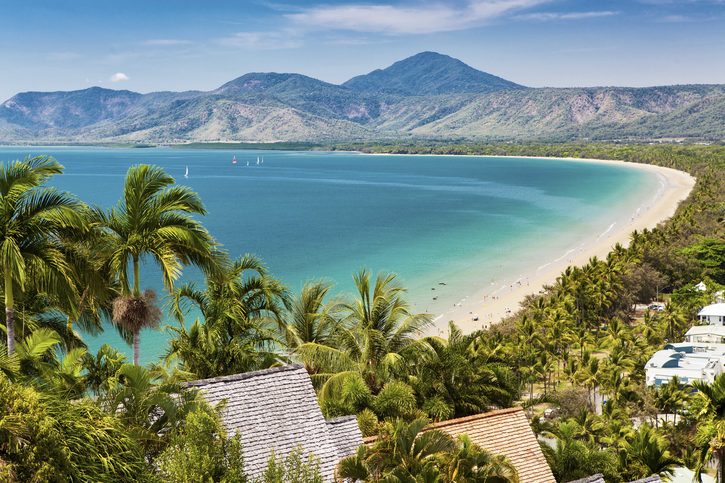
0,143,723,481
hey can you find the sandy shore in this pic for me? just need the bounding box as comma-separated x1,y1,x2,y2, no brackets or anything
412,156,696,337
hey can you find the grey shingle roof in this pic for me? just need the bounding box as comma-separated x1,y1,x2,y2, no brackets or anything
327,415,363,460
566,475,606,483
187,364,362,482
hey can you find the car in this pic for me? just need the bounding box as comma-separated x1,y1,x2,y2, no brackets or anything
648,303,666,312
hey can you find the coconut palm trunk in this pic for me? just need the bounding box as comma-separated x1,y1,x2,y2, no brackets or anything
132,255,140,365
133,331,140,366
4,268,14,355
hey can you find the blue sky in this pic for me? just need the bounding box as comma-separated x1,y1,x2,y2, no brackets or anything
1,0,724,100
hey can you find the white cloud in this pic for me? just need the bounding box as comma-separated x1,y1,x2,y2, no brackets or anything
109,72,130,82
517,11,619,21
286,0,549,35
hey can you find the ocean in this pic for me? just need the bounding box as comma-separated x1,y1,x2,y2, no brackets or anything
0,147,658,362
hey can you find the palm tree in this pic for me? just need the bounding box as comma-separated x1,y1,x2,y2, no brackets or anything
60,223,120,336
96,164,217,364
692,374,725,481
101,363,200,457
282,280,341,354
542,420,619,482
0,156,85,355
83,343,128,395
660,303,688,342
415,323,519,420
297,270,431,401
442,434,519,482
338,418,519,482
167,254,286,378
112,289,162,366
624,424,679,478
694,419,725,483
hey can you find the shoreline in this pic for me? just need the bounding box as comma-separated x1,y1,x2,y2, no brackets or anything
362,154,696,336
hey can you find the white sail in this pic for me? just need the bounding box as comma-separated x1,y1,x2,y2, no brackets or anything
184,166,189,178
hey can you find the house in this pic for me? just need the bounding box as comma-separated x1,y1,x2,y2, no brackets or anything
694,282,724,303
685,324,725,344
366,407,555,482
645,343,725,386
186,364,362,482
698,303,725,325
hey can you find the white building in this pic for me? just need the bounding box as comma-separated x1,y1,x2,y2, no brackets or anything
698,303,725,325
645,343,725,386
685,325,725,344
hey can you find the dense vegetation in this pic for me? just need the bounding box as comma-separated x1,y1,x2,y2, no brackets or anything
0,143,723,481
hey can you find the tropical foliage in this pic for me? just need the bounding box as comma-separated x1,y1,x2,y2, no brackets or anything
339,418,519,482
0,143,723,481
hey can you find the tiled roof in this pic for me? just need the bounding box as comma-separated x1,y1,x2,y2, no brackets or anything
187,364,361,482
424,407,556,482
365,407,555,482
327,415,363,460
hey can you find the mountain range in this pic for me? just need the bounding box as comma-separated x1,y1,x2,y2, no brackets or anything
1,51,723,144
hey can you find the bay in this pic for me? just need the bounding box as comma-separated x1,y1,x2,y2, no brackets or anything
0,147,657,363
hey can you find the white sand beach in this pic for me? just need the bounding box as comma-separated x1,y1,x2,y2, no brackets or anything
417,156,696,336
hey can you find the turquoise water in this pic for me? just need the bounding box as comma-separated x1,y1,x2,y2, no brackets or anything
0,147,658,363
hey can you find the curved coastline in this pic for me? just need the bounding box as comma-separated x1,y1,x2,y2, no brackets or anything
362,153,696,335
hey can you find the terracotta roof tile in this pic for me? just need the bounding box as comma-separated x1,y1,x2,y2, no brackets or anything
425,408,555,482
366,407,555,483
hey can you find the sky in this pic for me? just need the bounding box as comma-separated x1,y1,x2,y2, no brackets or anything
1,0,724,100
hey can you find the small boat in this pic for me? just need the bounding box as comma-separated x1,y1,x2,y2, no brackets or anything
256,156,260,165
246,161,249,167
232,155,237,165
184,166,189,178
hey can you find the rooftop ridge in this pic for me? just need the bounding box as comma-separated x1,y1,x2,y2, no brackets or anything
185,363,305,387
326,415,358,425
425,406,524,430
363,407,525,444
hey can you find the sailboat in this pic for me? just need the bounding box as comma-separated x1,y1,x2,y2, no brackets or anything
261,157,264,164
246,161,249,167
232,155,237,165
256,156,260,166
184,166,189,178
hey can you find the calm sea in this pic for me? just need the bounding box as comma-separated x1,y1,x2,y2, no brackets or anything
0,147,658,363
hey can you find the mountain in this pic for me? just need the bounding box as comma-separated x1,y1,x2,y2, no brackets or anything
343,51,523,95
0,87,141,130
0,52,722,143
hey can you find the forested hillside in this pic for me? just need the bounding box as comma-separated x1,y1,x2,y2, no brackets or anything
1,53,723,144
